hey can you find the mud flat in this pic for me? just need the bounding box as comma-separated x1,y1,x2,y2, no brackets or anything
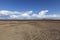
0,20,60,40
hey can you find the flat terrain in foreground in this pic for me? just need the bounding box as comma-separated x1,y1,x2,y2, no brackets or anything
0,20,60,40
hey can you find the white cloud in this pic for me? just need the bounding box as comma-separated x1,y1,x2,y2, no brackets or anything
0,10,22,15
21,11,32,17
10,15,18,19
0,10,60,20
0,10,10,15
38,10,48,17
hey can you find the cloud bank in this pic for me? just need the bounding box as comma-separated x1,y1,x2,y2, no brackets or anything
0,10,60,20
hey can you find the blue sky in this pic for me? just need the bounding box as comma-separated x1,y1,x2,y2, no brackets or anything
0,0,60,20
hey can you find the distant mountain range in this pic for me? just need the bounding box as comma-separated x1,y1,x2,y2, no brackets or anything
0,18,60,21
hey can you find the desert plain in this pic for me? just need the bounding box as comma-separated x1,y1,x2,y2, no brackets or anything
0,20,60,40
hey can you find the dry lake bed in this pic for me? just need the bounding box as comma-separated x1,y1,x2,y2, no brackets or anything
0,20,60,40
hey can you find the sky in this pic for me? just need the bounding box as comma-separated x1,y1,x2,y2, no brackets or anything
0,0,60,20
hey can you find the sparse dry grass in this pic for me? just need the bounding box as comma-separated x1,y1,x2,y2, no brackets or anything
0,20,60,40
